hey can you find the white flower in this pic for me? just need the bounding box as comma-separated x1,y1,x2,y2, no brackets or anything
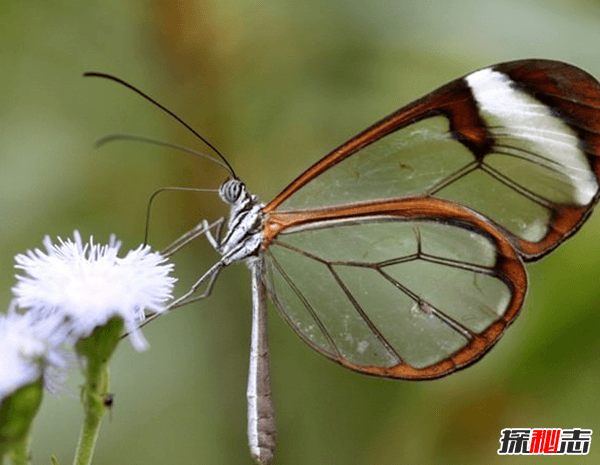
0,305,68,402
12,231,176,351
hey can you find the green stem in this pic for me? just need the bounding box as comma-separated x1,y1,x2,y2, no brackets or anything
72,317,123,465
72,367,110,465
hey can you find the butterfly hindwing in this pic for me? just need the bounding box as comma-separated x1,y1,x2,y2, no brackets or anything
263,199,527,379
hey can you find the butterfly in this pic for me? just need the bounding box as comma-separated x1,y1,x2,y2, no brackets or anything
87,59,600,465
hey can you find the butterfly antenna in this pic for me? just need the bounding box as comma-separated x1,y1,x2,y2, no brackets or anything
84,72,237,179
95,133,233,174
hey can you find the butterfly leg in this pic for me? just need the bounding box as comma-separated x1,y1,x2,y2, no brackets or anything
161,217,225,257
168,260,225,309
138,258,226,329
168,238,257,309
202,218,223,251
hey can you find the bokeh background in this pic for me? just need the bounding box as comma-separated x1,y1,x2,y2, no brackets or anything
1,0,599,464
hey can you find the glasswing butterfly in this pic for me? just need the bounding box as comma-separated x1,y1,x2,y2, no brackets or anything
87,59,600,464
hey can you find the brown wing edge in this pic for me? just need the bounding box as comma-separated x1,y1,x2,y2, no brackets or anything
516,204,596,261
494,60,600,261
262,197,528,380
264,59,600,262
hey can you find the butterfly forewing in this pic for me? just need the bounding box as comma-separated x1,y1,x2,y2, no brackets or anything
264,60,600,260
262,199,527,379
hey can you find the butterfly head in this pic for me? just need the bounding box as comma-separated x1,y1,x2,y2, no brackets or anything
219,178,247,205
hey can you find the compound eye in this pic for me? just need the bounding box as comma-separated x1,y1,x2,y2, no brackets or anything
220,179,244,204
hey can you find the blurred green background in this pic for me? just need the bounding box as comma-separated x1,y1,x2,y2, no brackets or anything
1,0,599,464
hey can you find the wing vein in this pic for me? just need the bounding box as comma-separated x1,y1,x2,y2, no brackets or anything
479,162,555,209
378,268,474,340
426,160,480,196
327,265,403,365
266,249,342,358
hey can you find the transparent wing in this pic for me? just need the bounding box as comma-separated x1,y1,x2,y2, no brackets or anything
262,199,527,379
264,60,600,260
